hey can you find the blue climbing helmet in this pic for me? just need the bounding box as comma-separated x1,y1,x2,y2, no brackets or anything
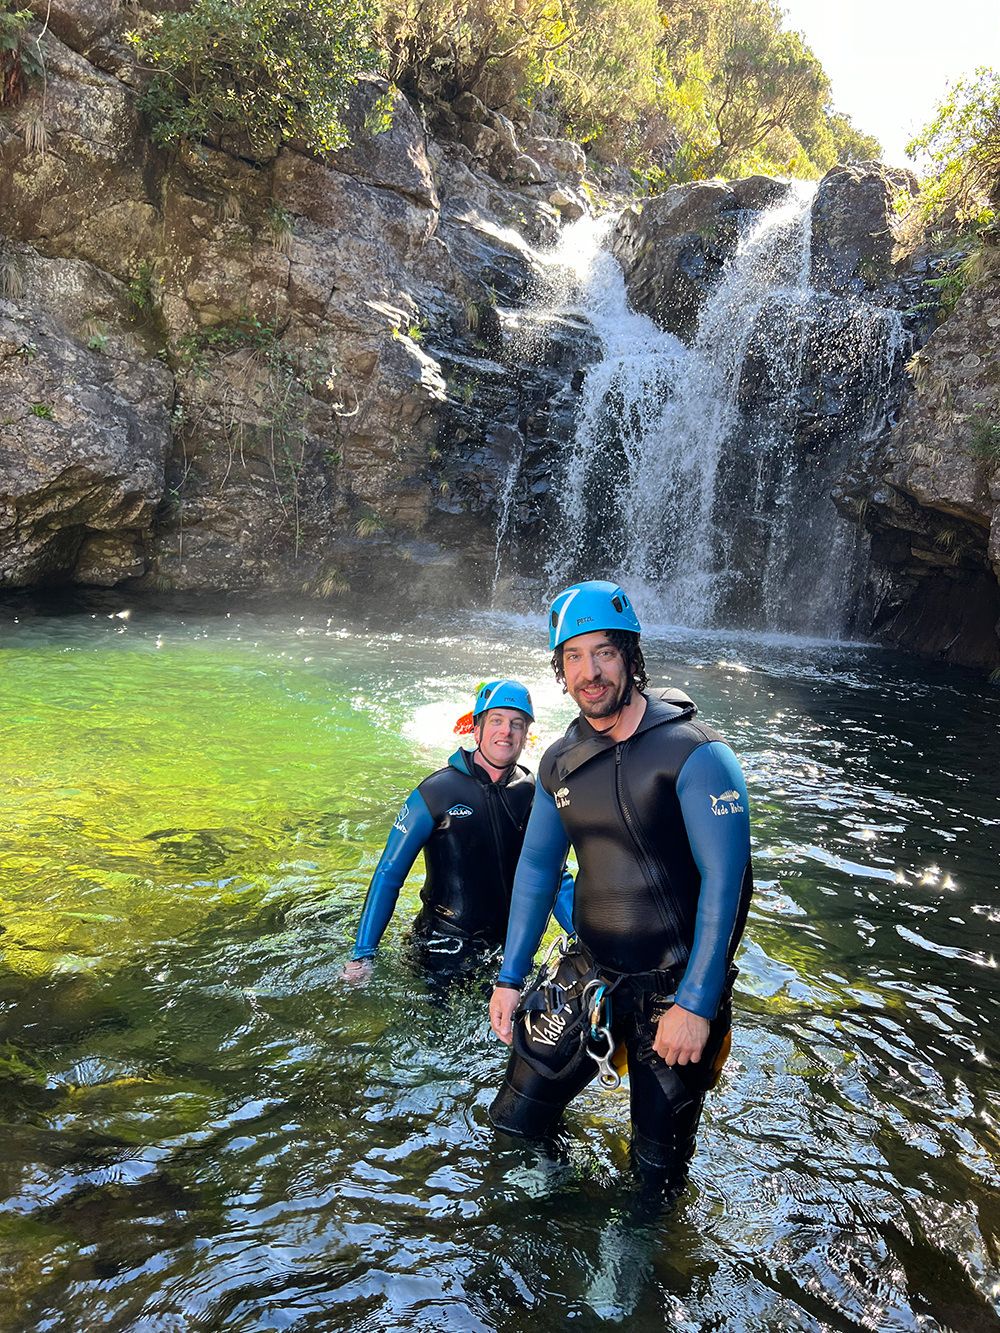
472,678,534,722
548,580,641,651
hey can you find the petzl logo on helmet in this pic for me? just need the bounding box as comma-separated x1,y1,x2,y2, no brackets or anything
447,804,474,818
710,789,744,816
554,786,571,809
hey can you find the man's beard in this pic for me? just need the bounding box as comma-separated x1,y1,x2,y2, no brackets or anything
574,676,628,719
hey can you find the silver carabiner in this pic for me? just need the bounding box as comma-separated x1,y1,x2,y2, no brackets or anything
586,1023,621,1092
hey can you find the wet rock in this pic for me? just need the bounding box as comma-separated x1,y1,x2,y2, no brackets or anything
730,176,793,210
837,249,1000,668
0,15,601,605
547,185,588,221
610,181,740,338
0,251,172,587
811,163,916,296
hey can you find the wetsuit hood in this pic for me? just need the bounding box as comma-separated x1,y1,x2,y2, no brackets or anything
546,690,697,785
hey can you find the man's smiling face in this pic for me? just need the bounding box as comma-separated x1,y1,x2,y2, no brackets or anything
475,707,529,768
561,631,630,720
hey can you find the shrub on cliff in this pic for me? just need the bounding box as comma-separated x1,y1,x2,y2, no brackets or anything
380,0,573,105
128,0,382,158
908,67,1000,224
0,8,44,109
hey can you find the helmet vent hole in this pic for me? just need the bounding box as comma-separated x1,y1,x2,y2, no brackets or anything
611,596,622,613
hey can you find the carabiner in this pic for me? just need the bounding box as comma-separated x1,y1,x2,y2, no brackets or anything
586,1023,622,1092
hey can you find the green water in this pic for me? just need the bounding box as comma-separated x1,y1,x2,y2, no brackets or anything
1,597,998,1331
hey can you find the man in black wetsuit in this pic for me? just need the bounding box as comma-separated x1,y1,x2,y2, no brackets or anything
342,680,573,981
487,581,753,1183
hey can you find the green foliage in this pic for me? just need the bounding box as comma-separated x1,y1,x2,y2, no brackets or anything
29,402,53,419
0,8,43,109
175,312,281,375
907,67,1000,224
379,0,880,182
353,510,384,537
128,0,382,158
0,244,25,300
968,410,1000,462
648,0,881,181
924,242,990,316
264,202,294,255
128,260,161,314
380,0,572,105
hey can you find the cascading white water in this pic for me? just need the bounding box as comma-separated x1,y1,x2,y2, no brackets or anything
491,433,524,596
534,188,906,636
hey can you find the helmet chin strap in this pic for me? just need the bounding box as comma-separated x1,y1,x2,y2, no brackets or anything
473,727,516,775
474,742,515,771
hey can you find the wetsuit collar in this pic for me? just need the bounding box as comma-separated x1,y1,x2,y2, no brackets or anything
550,692,697,783
448,746,526,786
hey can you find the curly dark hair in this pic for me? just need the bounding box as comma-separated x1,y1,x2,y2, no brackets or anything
551,629,648,694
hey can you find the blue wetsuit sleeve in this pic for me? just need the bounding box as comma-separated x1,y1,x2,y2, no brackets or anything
498,782,570,987
552,866,575,935
673,741,752,1020
351,789,435,960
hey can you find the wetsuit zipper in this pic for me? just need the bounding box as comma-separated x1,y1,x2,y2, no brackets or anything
614,742,685,937
484,784,511,906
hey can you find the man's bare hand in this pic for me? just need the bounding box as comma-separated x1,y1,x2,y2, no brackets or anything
653,1003,710,1065
489,986,520,1045
340,958,374,985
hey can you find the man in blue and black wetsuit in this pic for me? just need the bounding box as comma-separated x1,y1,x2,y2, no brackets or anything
487,581,753,1184
342,680,574,982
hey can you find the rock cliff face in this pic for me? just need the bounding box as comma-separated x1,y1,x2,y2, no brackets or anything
836,236,1000,669
0,3,595,604
2,7,997,669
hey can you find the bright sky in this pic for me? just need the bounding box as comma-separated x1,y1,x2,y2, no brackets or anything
779,0,1000,166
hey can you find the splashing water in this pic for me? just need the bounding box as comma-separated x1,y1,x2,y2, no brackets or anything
491,433,525,598
537,189,907,635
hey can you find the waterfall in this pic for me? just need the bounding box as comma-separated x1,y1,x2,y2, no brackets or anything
491,433,525,598
535,188,906,637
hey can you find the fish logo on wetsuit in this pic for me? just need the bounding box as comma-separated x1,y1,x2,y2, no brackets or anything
554,787,571,809
710,789,744,816
393,802,410,833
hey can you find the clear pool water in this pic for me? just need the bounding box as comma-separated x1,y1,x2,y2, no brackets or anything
1,596,997,1331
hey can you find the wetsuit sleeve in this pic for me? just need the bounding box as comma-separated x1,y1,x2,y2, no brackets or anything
351,789,435,960
498,782,570,987
673,741,752,1020
552,867,575,935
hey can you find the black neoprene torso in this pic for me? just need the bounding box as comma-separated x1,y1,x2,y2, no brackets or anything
539,695,727,974
415,751,535,945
